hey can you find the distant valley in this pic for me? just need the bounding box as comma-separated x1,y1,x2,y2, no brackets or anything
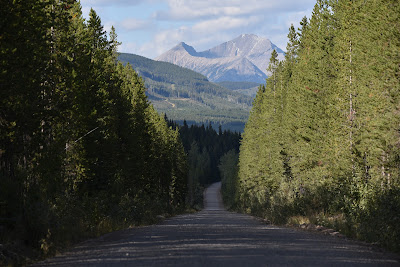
217,81,260,97
156,34,285,84
118,53,253,132
118,34,285,132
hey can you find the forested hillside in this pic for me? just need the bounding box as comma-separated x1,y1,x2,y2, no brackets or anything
217,81,260,97
229,0,400,252
1,1,187,263
118,53,252,132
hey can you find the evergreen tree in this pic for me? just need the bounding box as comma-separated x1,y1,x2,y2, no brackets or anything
1,2,190,258
236,0,400,250
219,150,239,208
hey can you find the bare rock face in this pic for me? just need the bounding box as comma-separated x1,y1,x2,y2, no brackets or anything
155,34,285,84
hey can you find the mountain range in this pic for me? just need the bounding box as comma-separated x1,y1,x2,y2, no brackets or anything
118,53,253,132
156,34,285,84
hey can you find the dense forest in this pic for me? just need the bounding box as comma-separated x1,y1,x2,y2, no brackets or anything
216,81,260,97
0,1,245,264
224,0,400,251
0,0,188,263
167,119,241,208
3,0,400,264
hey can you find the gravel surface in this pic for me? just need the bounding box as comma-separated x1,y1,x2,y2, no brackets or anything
32,182,399,266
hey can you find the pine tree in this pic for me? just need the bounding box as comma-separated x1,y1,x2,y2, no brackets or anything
236,0,400,250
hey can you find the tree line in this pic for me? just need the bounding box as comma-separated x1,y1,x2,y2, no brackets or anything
118,53,252,132
0,0,187,261
118,53,252,106
230,0,400,251
167,119,241,208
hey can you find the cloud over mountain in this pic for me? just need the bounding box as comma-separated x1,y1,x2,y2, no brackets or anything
80,0,315,59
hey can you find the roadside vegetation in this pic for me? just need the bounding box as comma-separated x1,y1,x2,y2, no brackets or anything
222,0,400,253
1,1,189,265
0,3,243,265
168,119,241,210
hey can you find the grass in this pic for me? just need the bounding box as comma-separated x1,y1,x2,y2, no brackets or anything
286,212,357,240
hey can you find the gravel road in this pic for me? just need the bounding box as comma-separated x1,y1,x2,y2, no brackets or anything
32,182,399,266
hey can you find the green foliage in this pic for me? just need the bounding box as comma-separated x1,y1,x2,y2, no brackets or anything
217,81,260,97
118,53,252,131
236,0,400,252
219,150,239,209
0,1,188,263
167,119,241,207
216,81,261,91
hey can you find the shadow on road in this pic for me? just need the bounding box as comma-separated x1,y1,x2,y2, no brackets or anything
32,182,399,266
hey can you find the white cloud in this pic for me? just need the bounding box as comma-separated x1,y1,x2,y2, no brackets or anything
130,15,264,59
80,0,147,7
152,26,188,54
156,0,315,21
120,18,153,31
81,0,316,59
191,16,262,35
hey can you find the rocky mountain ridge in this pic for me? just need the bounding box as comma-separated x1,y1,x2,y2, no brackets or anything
156,34,285,83
118,53,252,132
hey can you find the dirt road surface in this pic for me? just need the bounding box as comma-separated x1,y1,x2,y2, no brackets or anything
32,182,399,266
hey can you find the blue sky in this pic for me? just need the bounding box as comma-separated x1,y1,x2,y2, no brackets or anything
80,0,316,59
